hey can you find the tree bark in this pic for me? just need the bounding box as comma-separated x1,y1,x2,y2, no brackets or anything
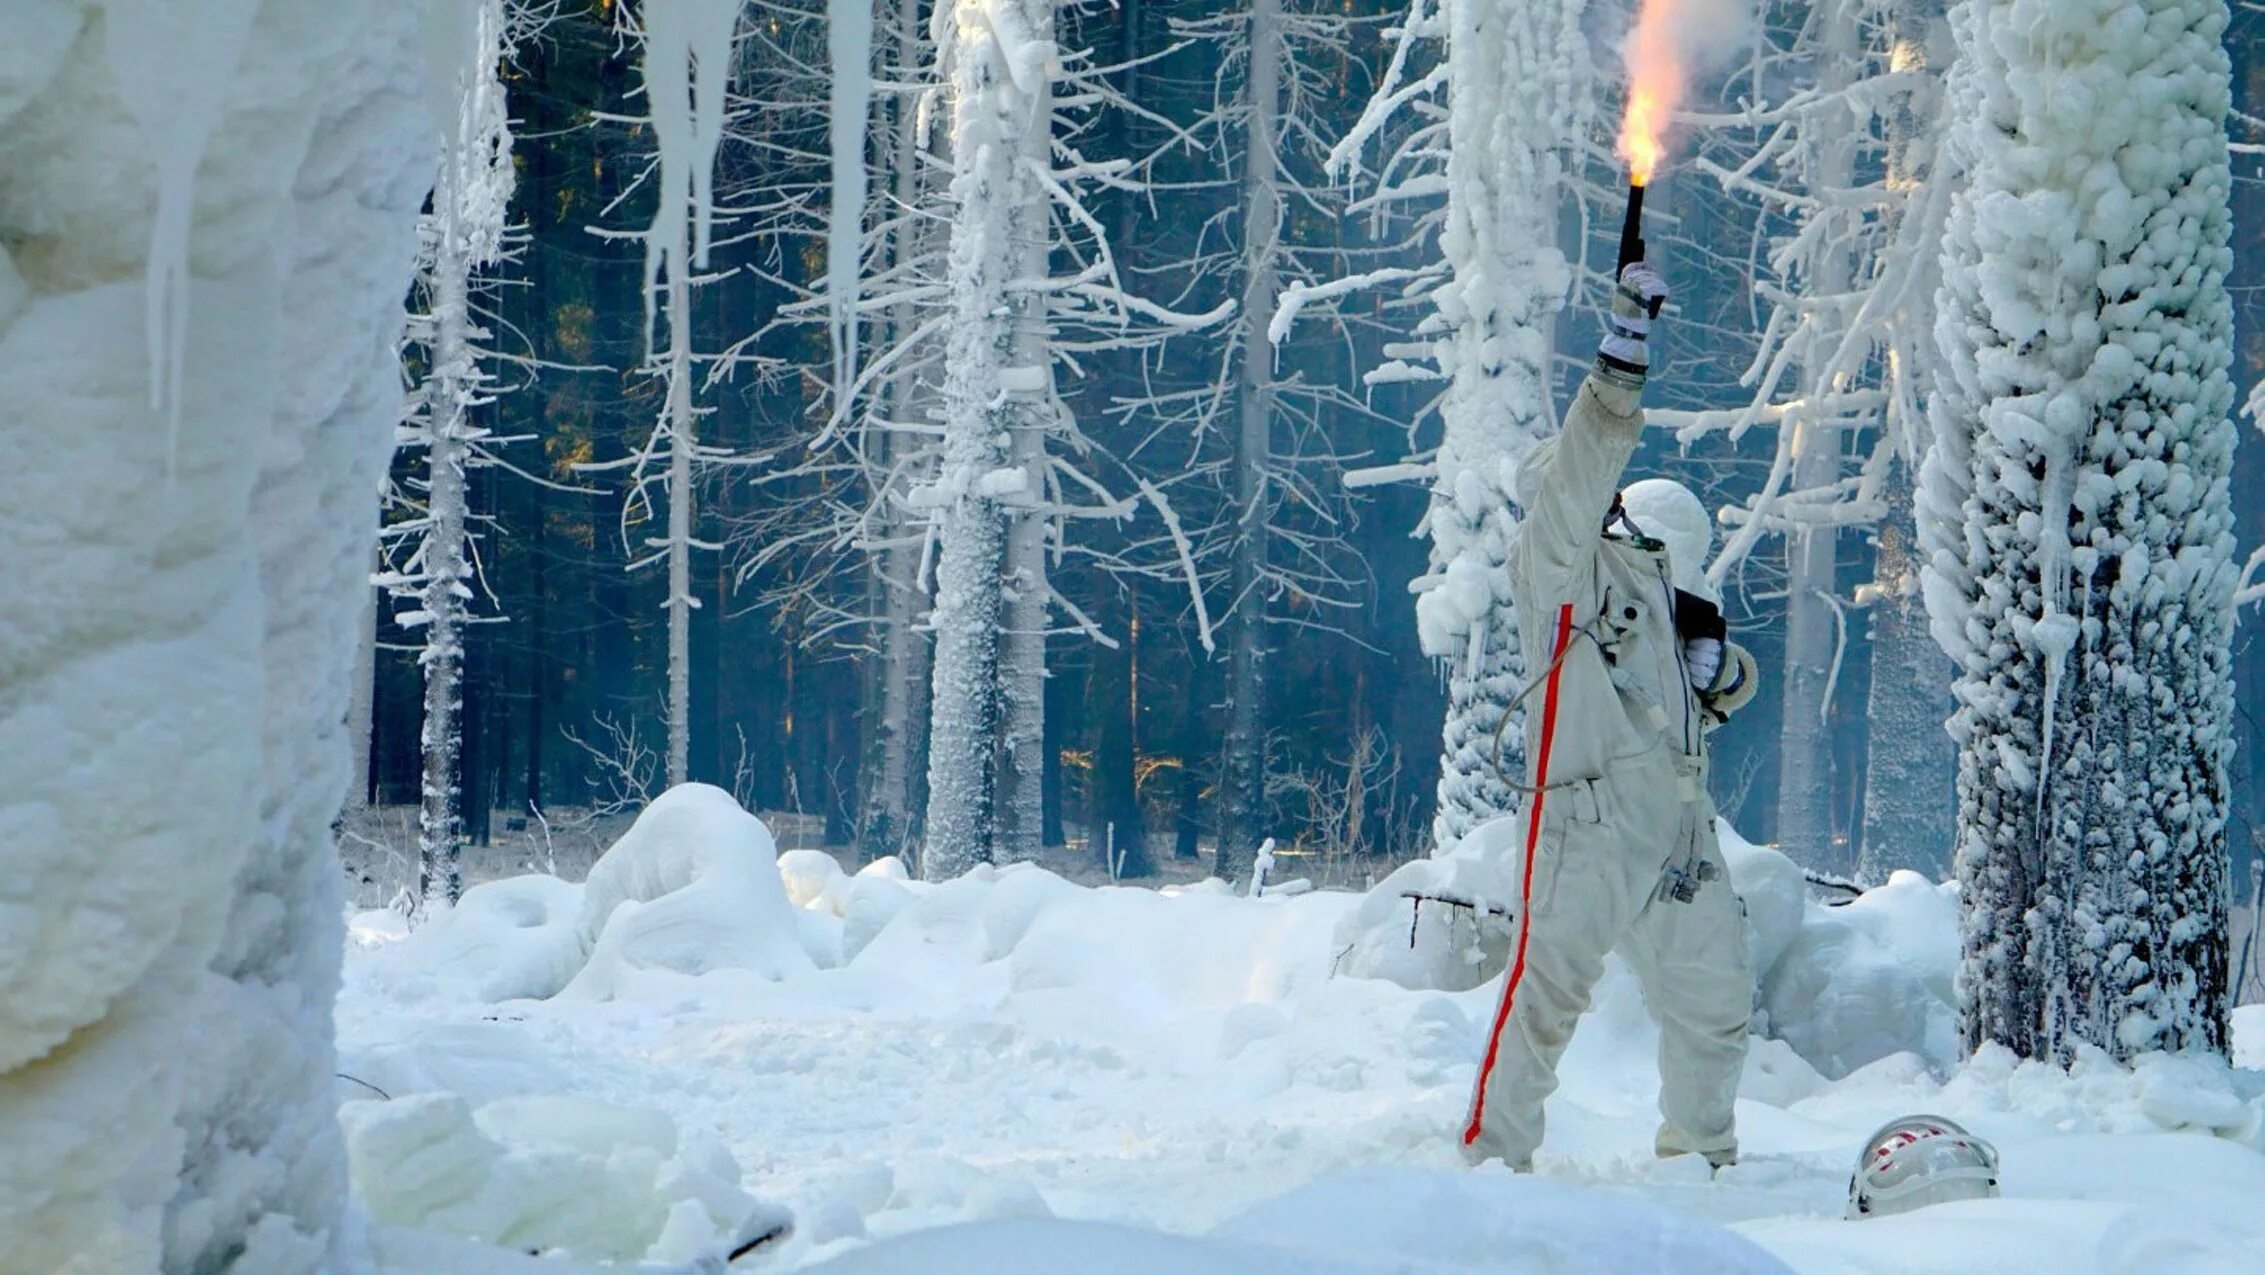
921,0,1057,878
1772,0,1862,873
1214,0,1284,885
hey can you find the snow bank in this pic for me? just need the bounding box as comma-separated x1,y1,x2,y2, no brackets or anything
341,1090,788,1264
565,784,817,999
798,1168,1789,1273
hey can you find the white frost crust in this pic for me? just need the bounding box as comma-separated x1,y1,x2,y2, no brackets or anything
0,3,430,1271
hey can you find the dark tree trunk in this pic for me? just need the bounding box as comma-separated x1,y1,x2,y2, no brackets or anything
1089,615,1152,878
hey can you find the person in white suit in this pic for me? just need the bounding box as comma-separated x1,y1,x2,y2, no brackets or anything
1460,261,1762,1173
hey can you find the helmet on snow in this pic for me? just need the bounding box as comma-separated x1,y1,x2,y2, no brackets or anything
1845,1115,2001,1219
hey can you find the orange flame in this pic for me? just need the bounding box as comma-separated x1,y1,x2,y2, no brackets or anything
1620,88,1662,186
1617,0,1685,187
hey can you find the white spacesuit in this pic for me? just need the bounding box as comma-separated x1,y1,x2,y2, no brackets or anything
1461,263,1761,1172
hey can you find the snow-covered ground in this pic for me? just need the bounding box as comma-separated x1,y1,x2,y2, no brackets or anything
341,786,2265,1272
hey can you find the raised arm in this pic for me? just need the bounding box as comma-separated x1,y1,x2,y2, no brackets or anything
1512,263,1670,582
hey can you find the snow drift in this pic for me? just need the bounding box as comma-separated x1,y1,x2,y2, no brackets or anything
796,1168,1789,1273
361,784,820,1004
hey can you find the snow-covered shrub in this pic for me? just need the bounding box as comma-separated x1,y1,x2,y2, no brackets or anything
1760,871,1959,1077
340,1091,788,1264
369,875,586,1002
563,784,814,999
1719,827,1805,979
1332,818,1799,995
1329,815,1522,990
779,848,854,911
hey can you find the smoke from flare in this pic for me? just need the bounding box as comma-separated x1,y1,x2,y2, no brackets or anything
1617,0,1753,186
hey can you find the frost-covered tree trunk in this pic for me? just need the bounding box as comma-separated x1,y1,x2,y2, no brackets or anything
395,0,515,924
1774,0,1863,871
996,413,1051,863
1859,466,1957,880
1419,0,1587,854
1857,0,1957,883
663,268,697,790
347,558,379,813
860,0,939,863
0,3,428,1270
1214,0,1288,887
1922,0,2240,1061
921,0,1058,879
416,259,473,914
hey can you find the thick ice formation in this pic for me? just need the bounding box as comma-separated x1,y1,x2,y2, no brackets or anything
0,4,429,1270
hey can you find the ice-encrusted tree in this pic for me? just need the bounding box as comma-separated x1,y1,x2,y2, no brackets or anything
1855,0,1960,883
709,0,958,864
1921,0,2241,1061
913,0,1229,877
1303,0,1593,855
921,0,1064,878
385,0,519,924
0,3,430,1269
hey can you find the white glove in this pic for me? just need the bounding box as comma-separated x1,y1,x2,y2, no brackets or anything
1597,261,1670,390
1684,635,1723,690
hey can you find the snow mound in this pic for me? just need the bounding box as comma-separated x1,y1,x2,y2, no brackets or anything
361,875,586,1002
1328,814,1957,1082
1759,869,1958,1077
340,1090,788,1265
1333,818,1808,1002
796,1217,1331,1274
779,848,853,912
564,783,816,999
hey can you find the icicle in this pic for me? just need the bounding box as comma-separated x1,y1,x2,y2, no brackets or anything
97,0,259,459
827,0,875,413
641,0,739,351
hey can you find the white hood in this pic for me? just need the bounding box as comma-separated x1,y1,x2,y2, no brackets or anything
1620,478,1717,602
